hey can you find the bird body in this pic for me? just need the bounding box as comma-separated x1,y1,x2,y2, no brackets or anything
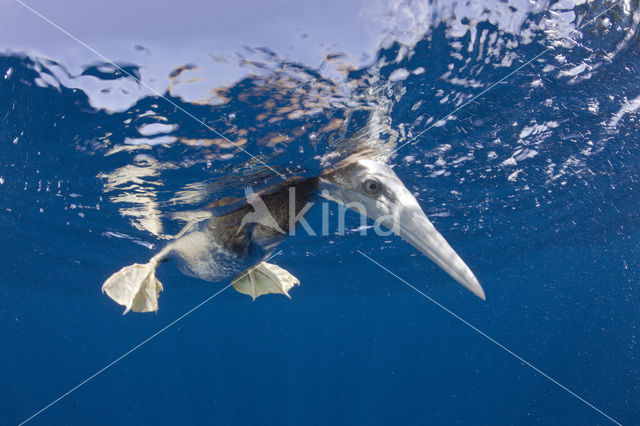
102,156,484,314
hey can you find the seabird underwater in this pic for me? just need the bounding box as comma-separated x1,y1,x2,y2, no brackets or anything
102,111,485,313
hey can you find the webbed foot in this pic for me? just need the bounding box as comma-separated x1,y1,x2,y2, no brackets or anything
231,262,300,300
102,256,164,314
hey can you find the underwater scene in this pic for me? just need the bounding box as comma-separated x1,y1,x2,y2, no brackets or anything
1,0,639,424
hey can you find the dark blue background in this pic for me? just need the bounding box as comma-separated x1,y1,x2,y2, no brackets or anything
1,1,639,424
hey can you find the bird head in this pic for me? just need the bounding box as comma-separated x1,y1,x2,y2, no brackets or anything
319,158,485,299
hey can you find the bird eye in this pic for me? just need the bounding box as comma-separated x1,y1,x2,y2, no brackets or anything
362,178,381,195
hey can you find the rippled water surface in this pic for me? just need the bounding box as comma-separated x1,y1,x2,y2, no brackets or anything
1,0,639,424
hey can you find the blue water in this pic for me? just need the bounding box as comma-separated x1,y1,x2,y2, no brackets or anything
1,0,639,424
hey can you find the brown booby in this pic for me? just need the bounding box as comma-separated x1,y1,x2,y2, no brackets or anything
102,152,484,314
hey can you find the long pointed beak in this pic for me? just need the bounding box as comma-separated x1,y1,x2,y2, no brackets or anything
318,158,484,299
395,207,485,299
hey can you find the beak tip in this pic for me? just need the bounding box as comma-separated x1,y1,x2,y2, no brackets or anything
463,275,485,300
477,289,486,300
471,280,486,300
